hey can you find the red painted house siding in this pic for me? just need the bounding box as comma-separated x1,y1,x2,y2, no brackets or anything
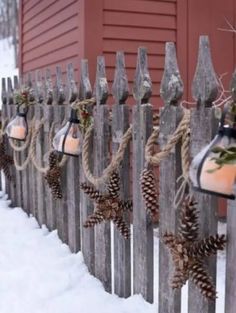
20,0,80,81
19,0,236,105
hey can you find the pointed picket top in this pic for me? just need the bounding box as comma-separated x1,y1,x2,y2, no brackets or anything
192,36,219,106
95,56,109,105
26,72,35,102
67,63,78,103
160,42,183,106
45,69,53,105
133,47,152,104
7,77,14,104
1,78,7,105
112,51,129,104
230,68,236,102
13,75,19,90
79,59,92,100
55,66,65,105
35,70,44,103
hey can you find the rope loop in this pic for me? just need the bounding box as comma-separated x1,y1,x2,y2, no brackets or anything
145,109,190,166
82,123,132,187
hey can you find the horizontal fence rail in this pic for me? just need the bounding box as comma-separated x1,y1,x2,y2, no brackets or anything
0,35,236,313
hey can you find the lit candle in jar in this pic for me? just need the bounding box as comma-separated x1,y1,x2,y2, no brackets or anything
200,157,236,195
58,135,80,155
10,126,27,140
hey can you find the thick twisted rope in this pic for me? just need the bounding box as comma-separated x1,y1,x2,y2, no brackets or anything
145,109,190,166
174,126,191,207
30,118,67,174
13,147,32,171
82,124,132,187
71,97,96,110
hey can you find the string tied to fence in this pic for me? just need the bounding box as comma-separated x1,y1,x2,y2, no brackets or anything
82,123,133,187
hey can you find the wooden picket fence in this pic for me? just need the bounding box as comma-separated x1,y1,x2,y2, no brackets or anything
1,35,236,313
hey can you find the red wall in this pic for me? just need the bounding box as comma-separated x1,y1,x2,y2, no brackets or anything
19,0,80,82
19,0,236,107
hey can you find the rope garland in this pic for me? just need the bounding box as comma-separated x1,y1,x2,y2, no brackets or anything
145,109,190,166
30,118,67,173
70,97,96,110
82,124,132,187
174,126,191,207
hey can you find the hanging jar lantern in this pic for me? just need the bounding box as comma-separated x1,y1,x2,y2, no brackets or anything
190,102,236,199
6,105,28,141
53,108,83,157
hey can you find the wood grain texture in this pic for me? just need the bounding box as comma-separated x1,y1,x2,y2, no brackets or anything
158,42,183,313
132,47,153,303
158,106,182,313
188,35,219,313
79,59,95,274
225,196,236,313
54,105,68,243
43,105,56,230
94,56,111,292
112,51,131,298
34,105,46,226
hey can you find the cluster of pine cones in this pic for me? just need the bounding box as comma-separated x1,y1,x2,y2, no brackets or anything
163,198,226,300
0,138,13,180
81,171,132,239
44,151,62,199
140,168,159,222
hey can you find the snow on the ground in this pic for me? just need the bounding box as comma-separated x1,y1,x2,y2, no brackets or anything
0,191,154,313
0,37,18,107
0,188,226,313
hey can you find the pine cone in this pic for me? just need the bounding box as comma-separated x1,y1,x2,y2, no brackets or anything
107,171,120,199
171,268,188,289
0,141,13,181
45,152,62,199
121,199,133,212
140,168,159,219
80,183,104,202
189,234,226,258
84,210,104,228
163,232,178,250
113,216,130,239
179,199,199,242
189,261,216,300
48,151,58,169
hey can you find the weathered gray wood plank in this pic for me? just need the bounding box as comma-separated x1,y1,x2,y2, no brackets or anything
224,69,236,313
79,59,95,274
43,104,55,230
34,105,46,226
158,42,183,313
132,47,153,303
94,56,111,292
188,35,218,313
66,64,81,252
54,67,68,243
112,51,131,298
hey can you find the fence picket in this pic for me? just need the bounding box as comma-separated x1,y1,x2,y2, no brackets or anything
188,35,218,313
79,59,95,273
66,64,81,253
132,47,153,303
94,56,111,292
224,71,236,313
54,66,68,243
112,51,131,298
